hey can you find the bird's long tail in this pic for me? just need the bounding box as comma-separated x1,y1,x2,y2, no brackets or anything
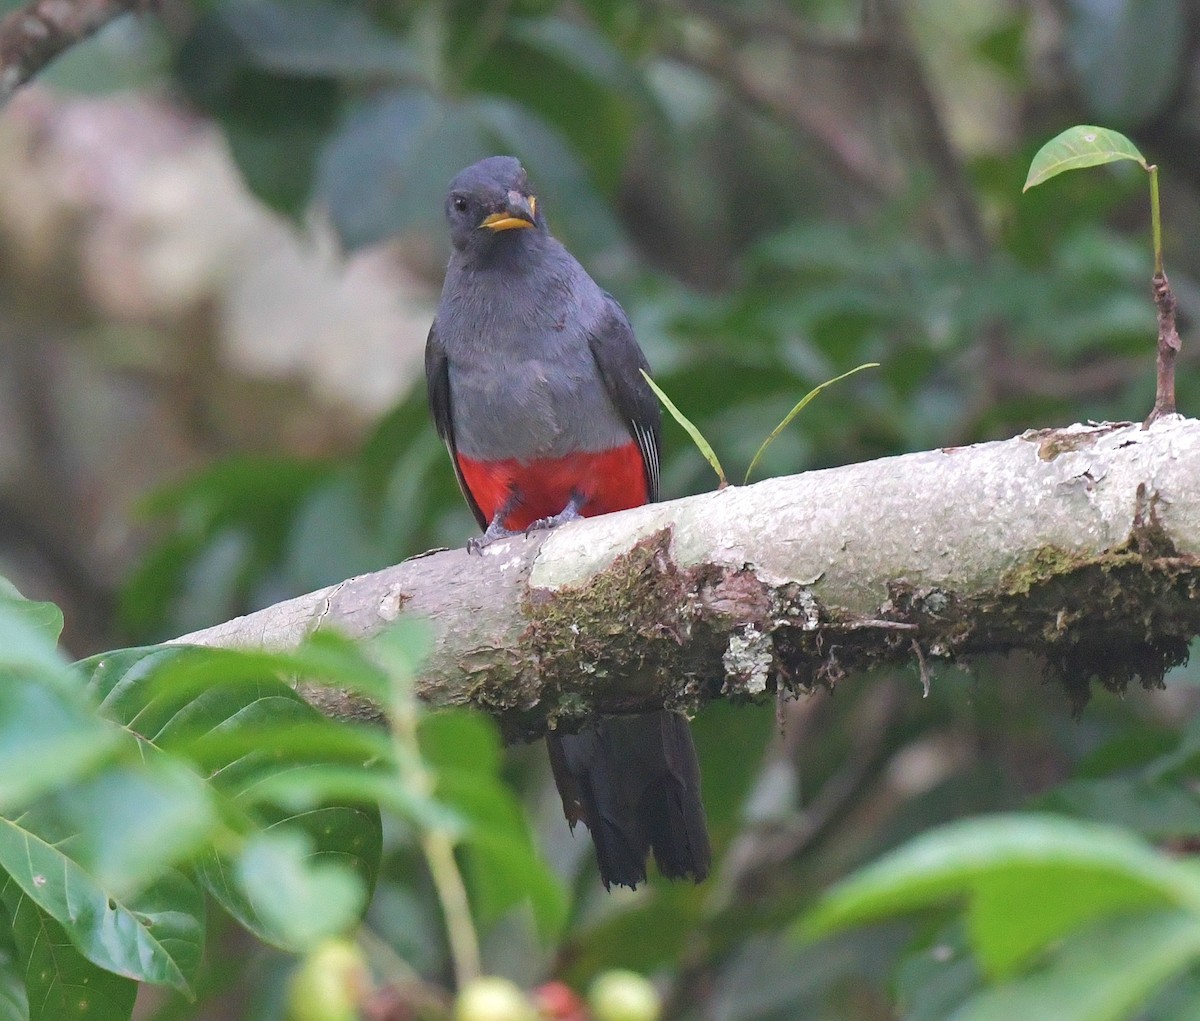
547,711,711,889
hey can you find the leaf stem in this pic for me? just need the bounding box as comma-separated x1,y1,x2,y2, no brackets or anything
390,698,481,988
420,829,481,986
1149,164,1163,276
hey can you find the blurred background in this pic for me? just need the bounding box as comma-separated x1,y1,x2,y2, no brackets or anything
2,0,1200,1018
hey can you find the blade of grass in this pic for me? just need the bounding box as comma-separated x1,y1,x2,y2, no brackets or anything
641,370,727,488
744,363,879,484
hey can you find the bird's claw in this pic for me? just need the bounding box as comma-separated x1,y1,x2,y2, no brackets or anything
467,522,521,555
524,498,584,536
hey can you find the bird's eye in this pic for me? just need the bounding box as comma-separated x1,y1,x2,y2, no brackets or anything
452,196,468,213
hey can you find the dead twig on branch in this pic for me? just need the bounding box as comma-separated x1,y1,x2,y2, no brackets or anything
1145,271,1182,427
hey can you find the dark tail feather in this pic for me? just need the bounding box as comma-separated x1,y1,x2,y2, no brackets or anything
547,711,711,890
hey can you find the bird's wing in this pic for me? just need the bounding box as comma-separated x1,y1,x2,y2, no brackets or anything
425,319,487,529
586,296,662,503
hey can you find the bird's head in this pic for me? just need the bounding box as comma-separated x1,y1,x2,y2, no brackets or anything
444,156,542,255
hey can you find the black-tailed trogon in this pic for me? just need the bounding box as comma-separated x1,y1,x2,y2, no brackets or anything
424,156,710,889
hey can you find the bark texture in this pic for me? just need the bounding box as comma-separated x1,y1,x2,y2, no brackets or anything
0,0,147,105
177,417,1200,736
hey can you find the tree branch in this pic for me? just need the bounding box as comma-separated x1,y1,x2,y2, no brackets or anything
0,0,148,106
176,419,1200,737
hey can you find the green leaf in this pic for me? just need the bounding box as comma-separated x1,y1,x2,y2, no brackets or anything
12,759,216,899
420,712,567,936
177,721,391,781
0,679,123,813
1063,0,1185,126
316,88,622,257
316,89,494,249
461,828,568,938
0,847,203,996
120,456,330,637
1036,777,1200,839
244,764,463,834
1023,125,1149,192
3,881,135,1021
1147,968,1200,1021
82,643,382,952
0,578,63,646
419,710,502,776
965,864,1178,977
953,910,1200,1021
0,594,68,682
0,901,27,1021
233,831,367,951
197,806,379,953
801,815,1200,979
370,620,433,702
893,922,980,1021
176,20,340,218
506,17,640,98
221,0,419,79
640,370,727,487
0,789,208,994
743,362,879,483
82,642,387,739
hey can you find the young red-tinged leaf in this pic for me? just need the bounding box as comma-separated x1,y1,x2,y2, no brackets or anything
1023,125,1149,192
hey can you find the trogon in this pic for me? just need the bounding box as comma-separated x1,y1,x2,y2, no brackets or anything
425,156,711,889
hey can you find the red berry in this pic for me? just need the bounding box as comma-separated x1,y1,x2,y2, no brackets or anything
533,981,587,1021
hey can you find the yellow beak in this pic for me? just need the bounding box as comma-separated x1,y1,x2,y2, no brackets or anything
479,194,537,231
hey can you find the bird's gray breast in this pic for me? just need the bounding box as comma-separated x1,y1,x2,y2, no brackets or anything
442,259,631,461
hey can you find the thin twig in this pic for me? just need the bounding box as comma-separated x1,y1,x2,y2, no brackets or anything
654,0,887,60
911,638,931,697
0,0,151,106
717,681,905,901
659,40,889,198
871,0,990,262
1144,271,1182,427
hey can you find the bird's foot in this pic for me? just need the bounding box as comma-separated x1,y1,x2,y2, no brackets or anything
525,495,585,536
467,520,522,555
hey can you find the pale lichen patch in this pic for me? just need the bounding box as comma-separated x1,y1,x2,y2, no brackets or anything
723,624,773,696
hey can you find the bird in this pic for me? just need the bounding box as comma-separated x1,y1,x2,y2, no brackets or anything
425,155,711,889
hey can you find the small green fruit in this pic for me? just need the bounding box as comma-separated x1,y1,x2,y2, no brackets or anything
456,976,537,1021
588,970,661,1021
287,938,368,1021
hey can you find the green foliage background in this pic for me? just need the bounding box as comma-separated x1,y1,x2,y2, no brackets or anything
2,0,1200,1019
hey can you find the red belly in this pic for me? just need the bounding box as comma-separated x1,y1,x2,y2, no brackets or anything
456,443,649,530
